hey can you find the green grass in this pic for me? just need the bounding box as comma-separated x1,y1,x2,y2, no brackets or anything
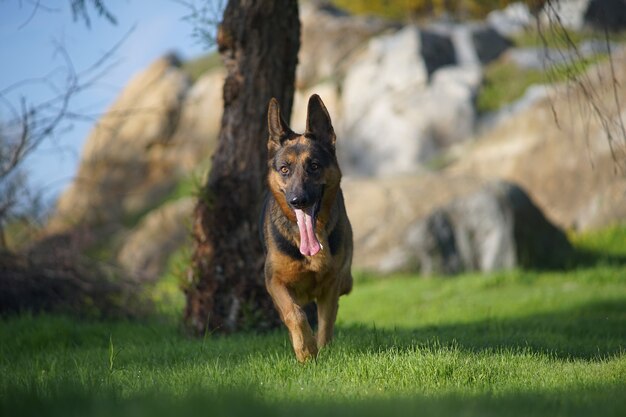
476,55,607,113
2,226,626,416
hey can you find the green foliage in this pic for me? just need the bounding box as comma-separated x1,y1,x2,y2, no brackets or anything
514,27,626,49
477,25,626,113
3,218,41,251
182,52,222,83
570,223,626,266
330,0,545,20
477,61,543,113
150,246,190,316
476,53,606,113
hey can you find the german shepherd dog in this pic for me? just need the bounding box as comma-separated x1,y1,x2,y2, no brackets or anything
262,94,353,362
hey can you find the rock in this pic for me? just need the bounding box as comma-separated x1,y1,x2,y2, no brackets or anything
471,25,513,64
49,55,193,232
340,26,431,176
340,90,435,176
452,46,626,231
117,197,194,281
297,2,388,89
427,65,481,148
479,84,550,131
168,68,224,170
584,0,626,31
419,29,457,74
540,0,590,31
396,181,572,275
337,21,508,177
340,29,481,176
429,22,511,66
487,2,534,37
291,81,341,133
343,174,487,271
506,40,619,71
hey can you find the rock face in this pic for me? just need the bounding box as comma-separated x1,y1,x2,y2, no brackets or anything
343,174,487,271
584,0,626,31
339,24,493,176
296,2,388,89
452,48,626,231
168,69,224,171
540,0,591,30
45,55,223,281
49,56,189,231
346,178,575,275
393,182,573,275
117,198,194,281
343,46,626,274
49,56,222,234
487,2,534,36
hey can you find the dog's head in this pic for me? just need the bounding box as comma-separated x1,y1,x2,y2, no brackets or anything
267,94,340,256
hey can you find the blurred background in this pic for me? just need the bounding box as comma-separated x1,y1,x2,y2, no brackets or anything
1,0,625,321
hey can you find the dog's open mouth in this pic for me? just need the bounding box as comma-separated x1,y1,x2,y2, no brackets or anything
294,203,321,257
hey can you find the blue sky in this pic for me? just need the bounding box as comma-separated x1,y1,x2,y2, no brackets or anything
0,0,210,205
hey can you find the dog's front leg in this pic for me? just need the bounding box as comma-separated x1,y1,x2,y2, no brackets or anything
316,284,340,349
267,278,317,362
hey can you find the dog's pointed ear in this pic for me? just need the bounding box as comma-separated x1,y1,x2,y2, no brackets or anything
305,94,335,148
268,97,293,145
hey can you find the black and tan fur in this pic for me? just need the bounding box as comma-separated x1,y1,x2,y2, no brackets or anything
262,94,353,362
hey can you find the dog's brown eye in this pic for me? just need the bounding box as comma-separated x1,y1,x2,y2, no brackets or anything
280,166,290,175
310,163,319,171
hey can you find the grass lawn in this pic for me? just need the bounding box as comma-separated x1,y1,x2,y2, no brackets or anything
1,226,625,416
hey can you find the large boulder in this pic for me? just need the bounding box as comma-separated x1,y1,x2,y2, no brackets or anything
344,177,574,275
297,2,388,89
342,26,429,124
428,22,511,66
338,20,509,176
167,69,224,171
343,174,487,271
584,0,626,31
339,26,431,176
117,197,194,281
340,25,482,176
452,47,626,230
487,2,534,37
48,55,193,232
389,181,573,275
540,0,591,31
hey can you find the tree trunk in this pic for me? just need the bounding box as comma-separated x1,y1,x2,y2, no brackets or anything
184,0,300,334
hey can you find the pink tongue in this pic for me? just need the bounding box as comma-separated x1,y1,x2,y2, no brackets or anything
294,208,321,256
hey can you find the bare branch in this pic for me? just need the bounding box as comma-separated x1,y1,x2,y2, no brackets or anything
176,0,226,49
0,28,132,247
539,0,626,171
17,0,61,29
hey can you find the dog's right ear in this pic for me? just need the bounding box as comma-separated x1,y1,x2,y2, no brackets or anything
267,98,293,148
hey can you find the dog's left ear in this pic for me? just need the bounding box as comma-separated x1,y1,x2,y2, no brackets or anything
306,94,336,148
268,97,293,141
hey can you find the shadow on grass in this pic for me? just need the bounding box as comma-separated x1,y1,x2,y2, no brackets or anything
336,299,626,360
567,248,626,269
2,382,625,417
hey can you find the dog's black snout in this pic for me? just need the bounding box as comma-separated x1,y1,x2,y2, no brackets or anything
289,195,309,209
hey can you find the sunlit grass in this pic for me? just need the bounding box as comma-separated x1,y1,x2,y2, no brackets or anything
1,225,625,416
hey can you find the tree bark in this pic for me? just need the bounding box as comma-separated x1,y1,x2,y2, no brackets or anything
184,0,300,334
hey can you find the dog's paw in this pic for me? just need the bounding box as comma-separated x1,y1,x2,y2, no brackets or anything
295,342,318,363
